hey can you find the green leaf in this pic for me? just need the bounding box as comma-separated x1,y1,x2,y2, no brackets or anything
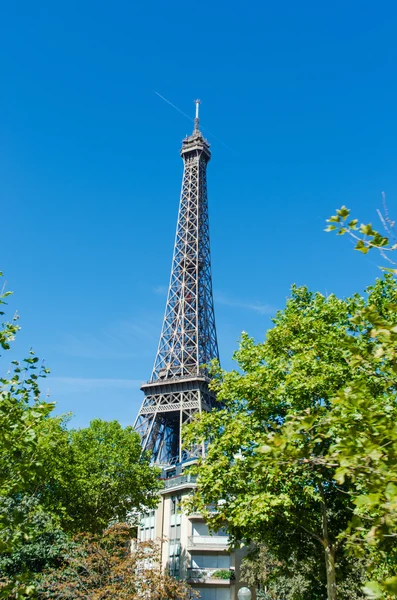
372,233,388,247
383,575,397,593
363,581,383,598
355,240,370,254
259,445,272,454
336,206,350,219
360,223,375,236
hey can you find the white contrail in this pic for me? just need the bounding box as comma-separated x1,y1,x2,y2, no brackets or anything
153,90,233,151
153,91,194,123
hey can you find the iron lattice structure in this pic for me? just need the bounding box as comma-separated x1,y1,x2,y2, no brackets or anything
134,101,220,466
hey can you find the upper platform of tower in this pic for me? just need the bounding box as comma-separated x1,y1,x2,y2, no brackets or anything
180,100,211,162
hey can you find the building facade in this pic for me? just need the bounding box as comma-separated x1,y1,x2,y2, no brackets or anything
138,468,248,600
134,102,252,600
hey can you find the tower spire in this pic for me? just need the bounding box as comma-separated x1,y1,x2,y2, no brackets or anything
194,98,201,133
134,100,219,466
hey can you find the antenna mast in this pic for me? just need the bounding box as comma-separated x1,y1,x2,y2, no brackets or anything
194,98,201,132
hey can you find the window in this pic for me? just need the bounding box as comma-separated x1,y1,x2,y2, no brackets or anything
191,553,230,569
169,496,181,577
139,510,155,542
192,522,208,536
192,523,228,537
171,495,182,515
168,540,181,577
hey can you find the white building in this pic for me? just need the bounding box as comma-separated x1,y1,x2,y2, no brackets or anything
139,463,251,600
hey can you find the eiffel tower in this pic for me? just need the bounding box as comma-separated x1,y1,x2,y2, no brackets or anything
134,100,220,466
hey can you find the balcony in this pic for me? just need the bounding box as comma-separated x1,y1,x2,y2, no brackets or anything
187,568,234,585
162,473,197,492
187,535,230,551
188,508,220,520
188,511,205,520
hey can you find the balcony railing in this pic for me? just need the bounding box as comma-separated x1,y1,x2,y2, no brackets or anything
162,474,197,490
187,535,230,549
187,568,234,582
188,511,205,519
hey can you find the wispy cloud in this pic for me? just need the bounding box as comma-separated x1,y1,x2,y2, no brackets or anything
115,320,158,344
54,316,159,360
152,286,275,315
49,377,143,392
215,292,276,315
153,285,168,296
55,332,136,360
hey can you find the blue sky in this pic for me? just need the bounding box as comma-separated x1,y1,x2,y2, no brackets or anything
1,1,397,427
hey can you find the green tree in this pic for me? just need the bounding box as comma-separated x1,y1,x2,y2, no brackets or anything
38,524,197,600
324,201,394,263
184,277,397,600
0,274,54,502
240,544,318,600
0,272,162,597
240,544,367,600
322,205,397,597
35,418,162,534
0,272,55,597
0,496,72,597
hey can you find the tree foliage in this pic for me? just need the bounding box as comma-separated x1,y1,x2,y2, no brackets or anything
325,199,397,269
240,544,320,600
0,273,54,503
184,277,397,599
37,524,197,600
0,273,56,598
241,544,368,600
0,272,162,597
34,417,162,534
0,496,71,598
323,204,397,597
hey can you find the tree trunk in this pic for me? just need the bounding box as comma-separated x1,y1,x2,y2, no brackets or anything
324,543,337,600
319,484,337,600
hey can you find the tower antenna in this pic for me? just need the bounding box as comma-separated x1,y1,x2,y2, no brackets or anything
194,98,201,132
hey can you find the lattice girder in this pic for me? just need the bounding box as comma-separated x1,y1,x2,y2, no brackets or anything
134,107,220,466
150,135,219,382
